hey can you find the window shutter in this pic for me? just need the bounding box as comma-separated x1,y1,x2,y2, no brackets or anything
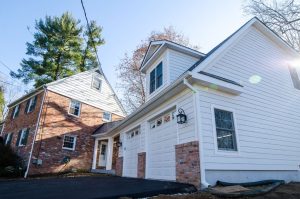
16,130,22,146
4,134,8,144
24,100,30,114
31,96,37,111
11,107,15,119
7,133,13,145
23,128,30,145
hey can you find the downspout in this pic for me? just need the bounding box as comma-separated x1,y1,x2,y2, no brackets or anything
183,78,210,189
24,86,47,178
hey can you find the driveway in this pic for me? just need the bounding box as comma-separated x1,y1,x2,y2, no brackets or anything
0,175,196,199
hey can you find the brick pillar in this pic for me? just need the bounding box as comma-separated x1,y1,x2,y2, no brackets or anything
175,141,200,188
137,152,146,178
115,157,123,176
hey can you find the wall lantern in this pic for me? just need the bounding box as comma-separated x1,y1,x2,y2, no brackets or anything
116,141,122,148
176,108,187,124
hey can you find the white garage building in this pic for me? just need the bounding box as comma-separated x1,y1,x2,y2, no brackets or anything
92,18,300,189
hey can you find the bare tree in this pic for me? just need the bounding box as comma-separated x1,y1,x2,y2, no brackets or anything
116,26,199,113
244,0,300,51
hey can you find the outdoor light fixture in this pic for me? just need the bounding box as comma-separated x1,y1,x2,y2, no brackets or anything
176,108,187,124
116,141,122,148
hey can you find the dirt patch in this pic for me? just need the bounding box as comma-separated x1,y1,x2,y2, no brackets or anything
150,182,300,199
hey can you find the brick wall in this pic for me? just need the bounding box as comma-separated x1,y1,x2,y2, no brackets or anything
20,90,123,175
1,91,45,165
175,141,200,188
115,157,123,176
137,152,146,178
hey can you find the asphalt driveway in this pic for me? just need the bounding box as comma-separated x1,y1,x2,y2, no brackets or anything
0,175,196,199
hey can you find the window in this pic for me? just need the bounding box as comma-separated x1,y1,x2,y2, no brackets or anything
62,135,76,150
25,95,37,113
17,128,29,147
127,128,140,139
69,100,81,117
4,133,13,145
149,110,175,129
214,108,237,151
149,62,163,94
12,105,20,119
92,77,102,91
103,111,112,122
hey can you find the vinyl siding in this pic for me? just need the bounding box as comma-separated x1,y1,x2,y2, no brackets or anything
47,70,125,117
119,88,196,157
168,49,198,82
196,26,300,171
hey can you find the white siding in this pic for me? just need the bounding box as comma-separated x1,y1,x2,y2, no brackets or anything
169,49,198,82
119,88,196,159
197,26,300,173
47,70,125,117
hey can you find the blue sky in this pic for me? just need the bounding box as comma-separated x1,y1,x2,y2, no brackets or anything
0,0,250,98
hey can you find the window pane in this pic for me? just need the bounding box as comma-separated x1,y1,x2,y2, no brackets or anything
214,109,237,151
63,136,75,149
93,78,102,90
150,70,156,93
69,100,80,116
103,112,111,121
156,62,163,88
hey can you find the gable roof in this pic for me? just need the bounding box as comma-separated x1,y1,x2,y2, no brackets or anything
93,120,123,135
190,17,300,73
140,40,205,73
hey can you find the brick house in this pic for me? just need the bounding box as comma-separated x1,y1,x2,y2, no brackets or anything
0,69,126,177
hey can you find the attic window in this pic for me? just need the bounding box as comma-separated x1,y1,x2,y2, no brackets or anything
92,77,102,91
150,62,163,94
69,99,81,117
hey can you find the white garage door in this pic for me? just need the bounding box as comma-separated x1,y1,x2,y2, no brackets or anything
123,129,140,177
147,111,177,181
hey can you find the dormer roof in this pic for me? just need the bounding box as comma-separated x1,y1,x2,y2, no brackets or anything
140,40,205,73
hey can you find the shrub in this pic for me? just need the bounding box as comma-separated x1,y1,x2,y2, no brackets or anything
0,137,25,177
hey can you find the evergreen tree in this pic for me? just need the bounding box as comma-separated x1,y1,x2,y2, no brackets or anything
11,12,104,88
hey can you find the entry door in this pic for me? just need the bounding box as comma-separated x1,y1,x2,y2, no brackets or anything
98,142,108,167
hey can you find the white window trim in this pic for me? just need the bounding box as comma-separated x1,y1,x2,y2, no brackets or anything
62,135,77,151
91,76,102,92
68,99,81,117
18,128,27,147
149,61,163,94
102,111,112,122
211,104,240,156
12,105,19,119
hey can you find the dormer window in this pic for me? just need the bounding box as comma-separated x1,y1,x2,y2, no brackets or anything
92,77,102,91
150,62,163,94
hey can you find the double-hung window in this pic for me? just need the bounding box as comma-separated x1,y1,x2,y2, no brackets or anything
4,133,13,145
103,111,112,122
214,108,237,151
149,62,163,94
62,135,76,150
12,104,20,119
17,128,29,147
92,77,102,91
69,99,81,117
25,95,37,113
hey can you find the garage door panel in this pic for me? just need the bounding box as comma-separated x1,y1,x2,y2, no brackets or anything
148,113,177,181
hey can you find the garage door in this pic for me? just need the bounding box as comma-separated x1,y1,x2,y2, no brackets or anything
123,128,140,177
147,110,177,180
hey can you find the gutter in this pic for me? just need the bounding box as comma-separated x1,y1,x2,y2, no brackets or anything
183,77,211,189
24,86,47,178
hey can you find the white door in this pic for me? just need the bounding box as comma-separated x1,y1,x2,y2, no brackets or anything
147,113,177,180
123,129,140,177
98,142,108,167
